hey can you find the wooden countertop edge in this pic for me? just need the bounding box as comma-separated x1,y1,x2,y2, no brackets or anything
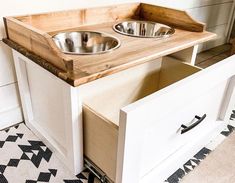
2,38,75,86
72,32,217,86
3,31,216,87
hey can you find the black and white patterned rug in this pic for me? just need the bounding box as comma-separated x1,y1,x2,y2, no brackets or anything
0,109,234,183
165,109,235,183
0,124,95,183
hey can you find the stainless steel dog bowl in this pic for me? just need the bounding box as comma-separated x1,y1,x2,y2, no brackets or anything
52,31,121,55
113,21,175,38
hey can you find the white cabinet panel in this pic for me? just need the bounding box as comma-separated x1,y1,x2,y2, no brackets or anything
187,2,233,28
0,41,16,86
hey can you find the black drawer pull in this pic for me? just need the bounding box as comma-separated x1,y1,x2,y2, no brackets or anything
181,114,207,134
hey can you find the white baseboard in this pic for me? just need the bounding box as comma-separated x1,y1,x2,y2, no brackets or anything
0,107,23,130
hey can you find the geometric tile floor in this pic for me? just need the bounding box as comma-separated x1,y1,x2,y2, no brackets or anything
165,110,235,183
0,124,92,183
0,110,234,183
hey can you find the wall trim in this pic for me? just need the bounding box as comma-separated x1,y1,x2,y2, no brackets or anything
0,106,23,130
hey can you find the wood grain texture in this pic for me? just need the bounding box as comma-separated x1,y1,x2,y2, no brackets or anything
2,38,72,83
230,38,235,55
83,105,118,182
158,57,201,89
15,3,141,33
4,3,216,86
4,17,72,71
52,24,216,87
140,3,206,32
3,26,216,87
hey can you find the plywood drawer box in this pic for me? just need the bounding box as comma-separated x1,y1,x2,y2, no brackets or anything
80,56,234,182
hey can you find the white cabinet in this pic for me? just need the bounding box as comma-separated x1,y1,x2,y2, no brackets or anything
12,48,235,182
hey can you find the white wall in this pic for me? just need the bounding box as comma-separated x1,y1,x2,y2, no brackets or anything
145,0,234,51
0,0,234,129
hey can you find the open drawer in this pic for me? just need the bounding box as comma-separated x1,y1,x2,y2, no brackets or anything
80,56,235,182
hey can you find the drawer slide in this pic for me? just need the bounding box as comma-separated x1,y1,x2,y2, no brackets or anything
84,158,113,183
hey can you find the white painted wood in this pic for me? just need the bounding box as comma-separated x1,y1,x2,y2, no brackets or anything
0,41,16,86
116,55,235,183
187,2,233,28
140,82,227,177
220,75,235,122
0,83,20,113
0,83,23,129
63,85,84,175
170,45,198,65
12,50,83,174
11,45,235,182
0,107,22,130
12,51,34,123
141,120,226,183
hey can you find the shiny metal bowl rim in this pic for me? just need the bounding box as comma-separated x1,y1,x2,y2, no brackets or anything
113,20,175,38
52,30,121,55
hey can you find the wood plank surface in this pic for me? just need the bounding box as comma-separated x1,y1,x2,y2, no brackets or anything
62,22,216,86
15,3,141,33
4,17,71,71
3,24,216,87
83,105,118,182
140,3,205,32
3,3,217,86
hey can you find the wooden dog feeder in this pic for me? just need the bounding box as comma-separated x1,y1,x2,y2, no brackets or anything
5,3,232,183
4,3,216,86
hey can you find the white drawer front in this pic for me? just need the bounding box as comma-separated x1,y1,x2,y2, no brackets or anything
116,56,235,183
141,81,227,176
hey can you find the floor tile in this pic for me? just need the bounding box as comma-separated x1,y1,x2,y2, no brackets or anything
0,123,94,183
